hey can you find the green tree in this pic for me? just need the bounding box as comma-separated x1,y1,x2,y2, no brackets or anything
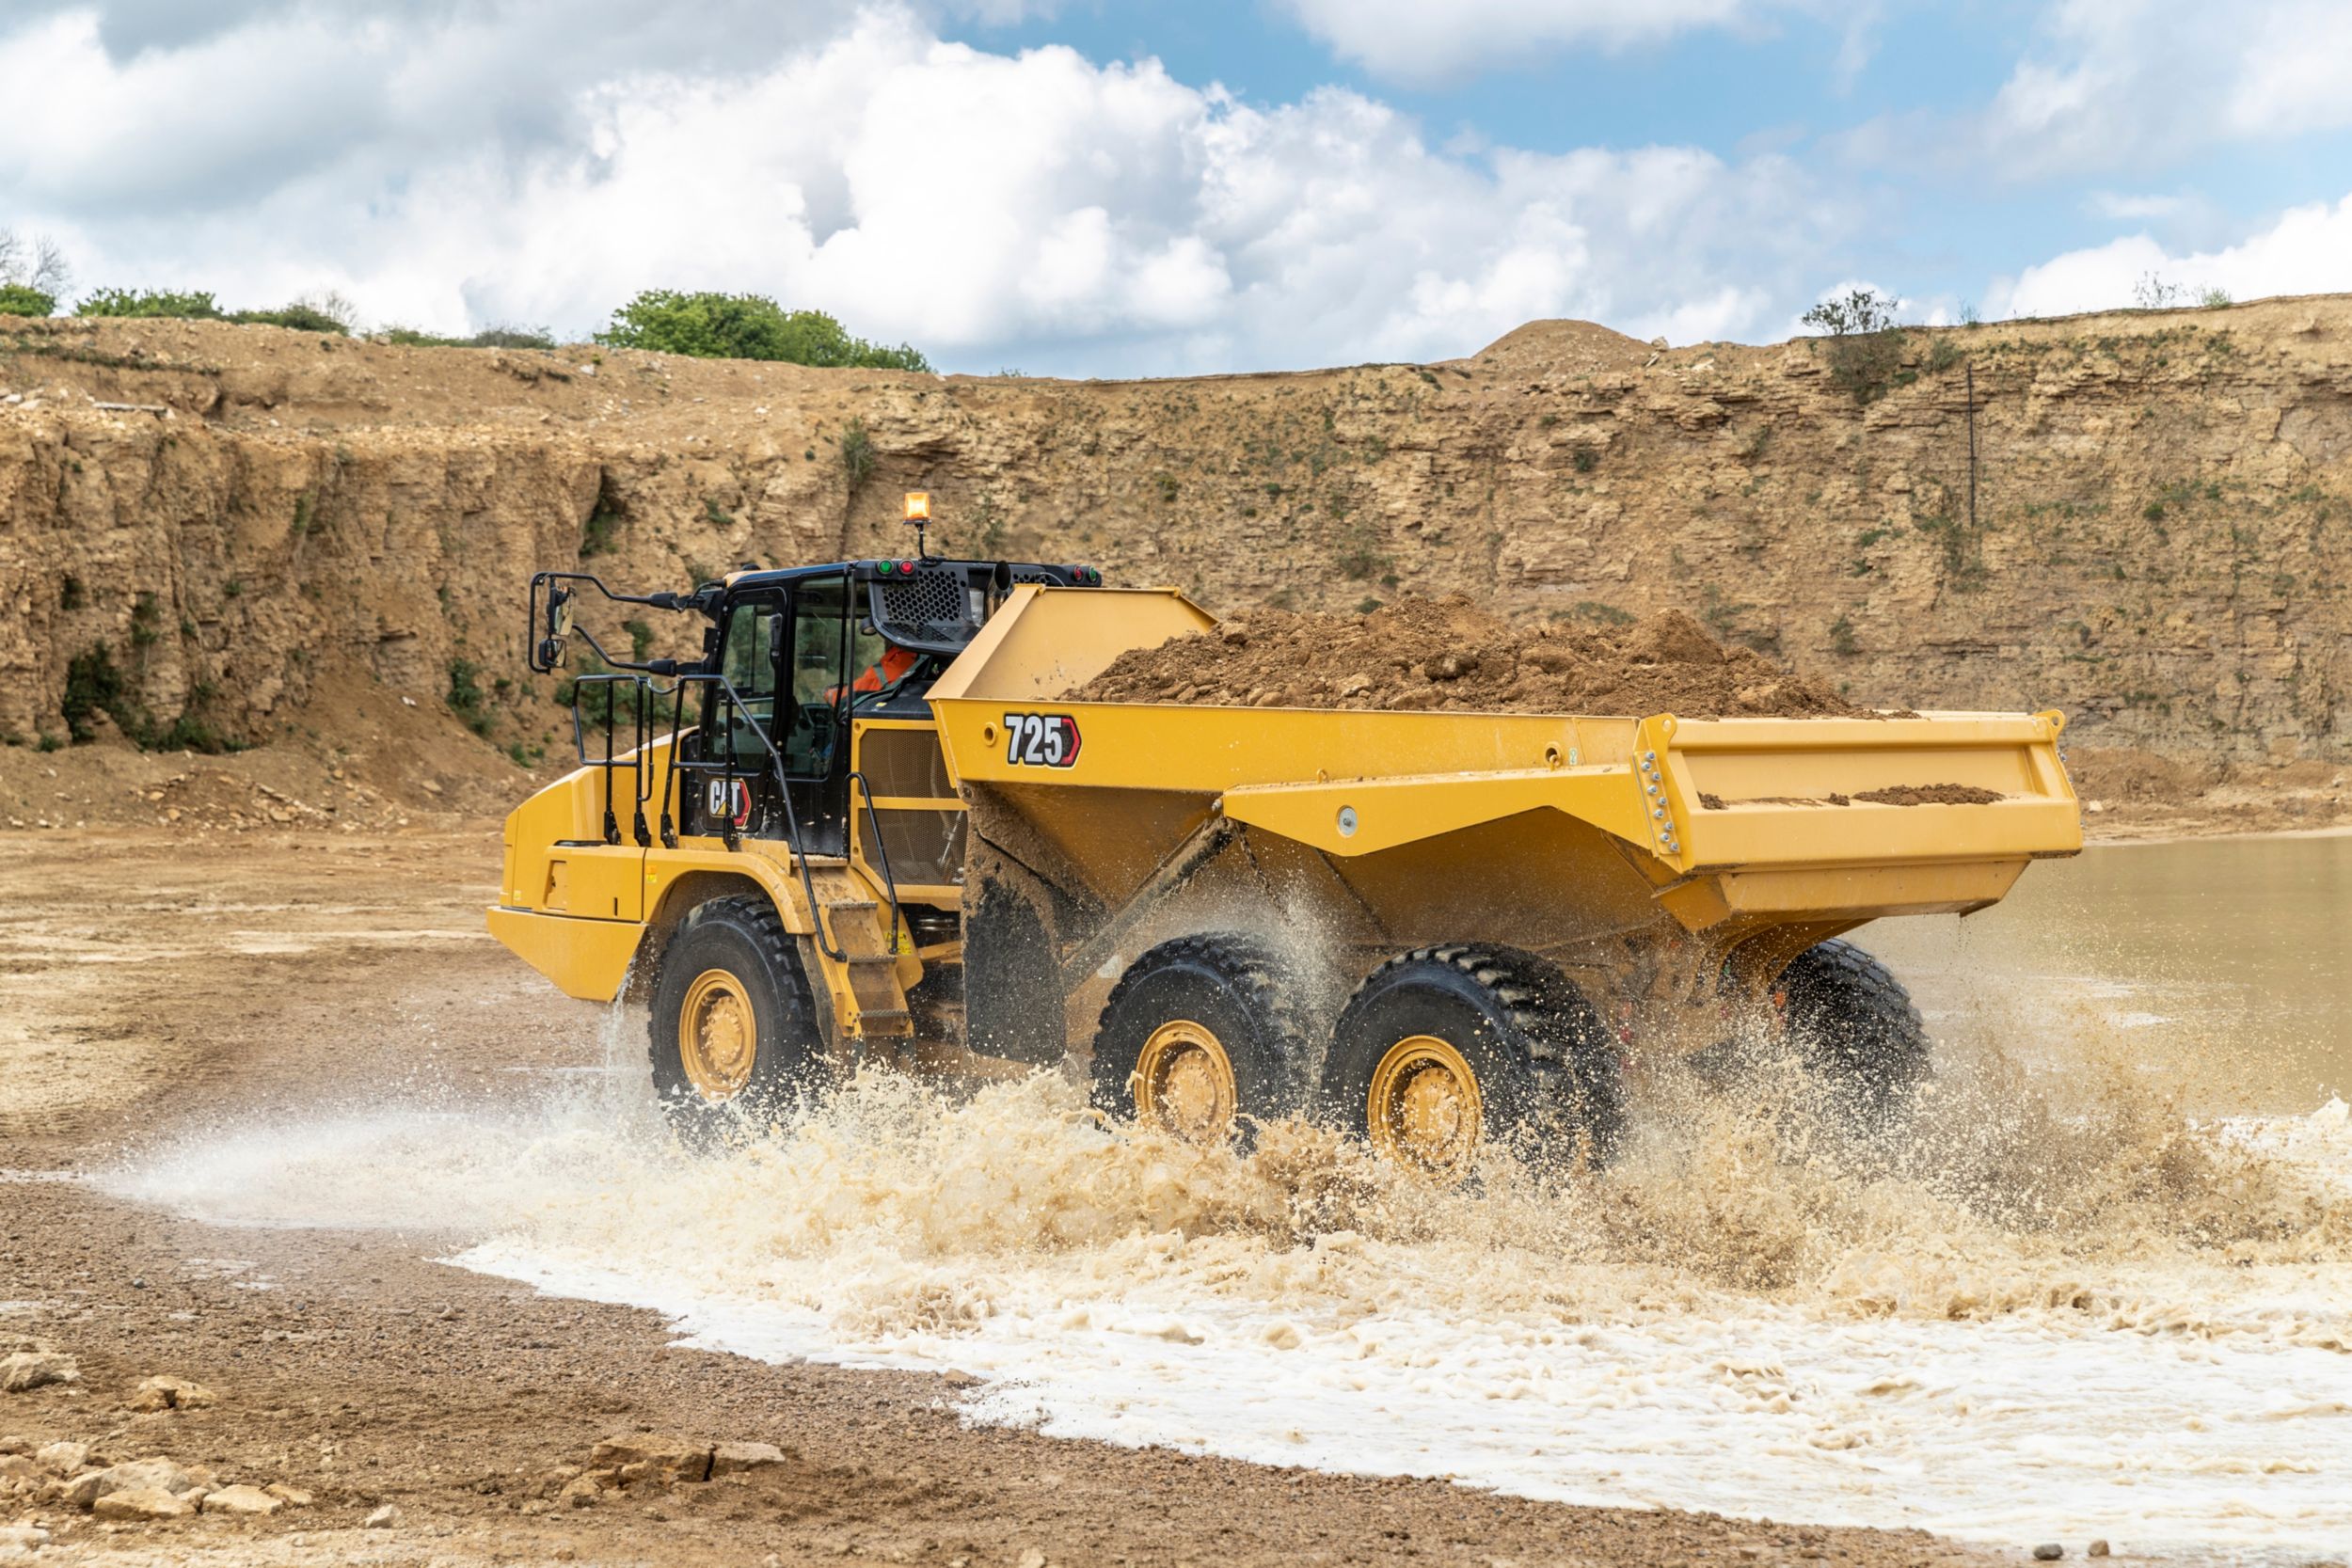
76,288,224,320
596,291,930,371
0,283,54,317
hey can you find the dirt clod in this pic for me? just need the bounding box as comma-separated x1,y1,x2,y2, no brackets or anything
1851,784,2005,807
1072,600,1867,719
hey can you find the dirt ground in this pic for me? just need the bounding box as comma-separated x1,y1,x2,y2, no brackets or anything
0,827,2020,1568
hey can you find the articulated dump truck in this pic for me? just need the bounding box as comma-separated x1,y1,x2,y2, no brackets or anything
491,520,2081,1173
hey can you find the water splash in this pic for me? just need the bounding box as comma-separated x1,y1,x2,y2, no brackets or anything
102,1022,2352,1560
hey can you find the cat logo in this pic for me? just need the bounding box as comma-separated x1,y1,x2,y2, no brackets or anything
706,777,753,829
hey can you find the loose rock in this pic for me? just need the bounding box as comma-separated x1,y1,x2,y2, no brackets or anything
0,1354,78,1394
588,1433,712,1484
710,1440,787,1476
129,1376,216,1413
93,1484,195,1521
33,1441,87,1476
68,1457,197,1509
201,1483,282,1516
0,1523,49,1557
2087,1544,2109,1560
2032,1546,2064,1561
263,1481,313,1507
363,1503,400,1528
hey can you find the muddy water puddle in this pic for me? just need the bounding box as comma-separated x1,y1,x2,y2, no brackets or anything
103,834,2352,1563
1874,832,2352,1110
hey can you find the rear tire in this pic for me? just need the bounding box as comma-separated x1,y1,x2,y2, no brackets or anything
1091,933,1314,1145
1777,938,1930,1126
647,895,823,1141
1321,946,1622,1178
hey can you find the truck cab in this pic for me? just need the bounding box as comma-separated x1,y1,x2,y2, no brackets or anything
489,528,1107,1113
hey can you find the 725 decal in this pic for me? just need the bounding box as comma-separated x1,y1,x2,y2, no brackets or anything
1003,712,1082,768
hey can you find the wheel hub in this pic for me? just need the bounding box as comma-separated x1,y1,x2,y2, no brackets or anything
1132,1019,1237,1141
1367,1035,1482,1173
678,968,756,1102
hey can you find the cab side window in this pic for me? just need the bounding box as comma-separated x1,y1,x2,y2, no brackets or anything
783,575,851,777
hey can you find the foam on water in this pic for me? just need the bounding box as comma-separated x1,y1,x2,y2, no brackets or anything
103,1019,2352,1562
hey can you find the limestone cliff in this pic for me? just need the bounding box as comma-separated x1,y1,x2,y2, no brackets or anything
2,299,2346,800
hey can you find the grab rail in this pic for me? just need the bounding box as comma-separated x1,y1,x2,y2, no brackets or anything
564,668,862,965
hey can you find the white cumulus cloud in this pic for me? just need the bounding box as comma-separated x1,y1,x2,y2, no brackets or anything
1987,192,2352,318
0,2,1830,372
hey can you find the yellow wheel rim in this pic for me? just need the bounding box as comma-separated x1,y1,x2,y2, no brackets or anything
1130,1019,1238,1141
1366,1034,1483,1173
677,968,757,1103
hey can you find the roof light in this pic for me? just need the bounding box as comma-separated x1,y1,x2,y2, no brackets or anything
903,491,930,524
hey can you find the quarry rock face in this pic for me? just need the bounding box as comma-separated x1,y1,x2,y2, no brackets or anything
1,301,2347,774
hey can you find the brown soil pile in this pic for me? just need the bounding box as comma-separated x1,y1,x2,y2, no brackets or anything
1072,598,1867,718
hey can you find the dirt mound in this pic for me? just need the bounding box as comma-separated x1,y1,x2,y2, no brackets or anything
1071,598,1867,719
1466,318,1655,376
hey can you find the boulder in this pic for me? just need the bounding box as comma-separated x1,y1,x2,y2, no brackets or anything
587,1433,711,1484
0,1354,77,1394
710,1440,787,1477
129,1377,216,1413
94,1484,196,1521
34,1441,88,1476
68,1457,197,1509
201,1483,282,1516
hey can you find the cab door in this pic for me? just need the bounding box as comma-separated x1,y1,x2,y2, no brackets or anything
778,573,859,857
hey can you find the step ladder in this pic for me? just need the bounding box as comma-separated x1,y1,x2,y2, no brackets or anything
806,869,913,1040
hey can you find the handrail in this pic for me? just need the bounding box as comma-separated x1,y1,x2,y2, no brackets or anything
564,666,852,965
845,769,903,957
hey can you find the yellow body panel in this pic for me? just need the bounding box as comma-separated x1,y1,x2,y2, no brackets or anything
485,905,648,1003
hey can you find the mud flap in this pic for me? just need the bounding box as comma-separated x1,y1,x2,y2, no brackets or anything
961,870,1067,1065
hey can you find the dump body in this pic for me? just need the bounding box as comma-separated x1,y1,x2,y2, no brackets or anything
925,586,2080,1038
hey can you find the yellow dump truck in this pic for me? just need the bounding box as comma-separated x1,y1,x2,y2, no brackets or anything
492,517,2080,1171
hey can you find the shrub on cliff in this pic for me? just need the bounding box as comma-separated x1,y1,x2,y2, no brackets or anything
0,283,53,317
1802,287,1910,405
77,288,355,333
379,325,557,349
77,288,224,320
595,291,930,371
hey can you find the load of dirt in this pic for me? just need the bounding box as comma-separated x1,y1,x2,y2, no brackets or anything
1071,598,1870,719
1696,784,2007,809
1854,784,2004,807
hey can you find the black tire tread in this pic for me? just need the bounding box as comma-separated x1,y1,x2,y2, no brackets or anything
1334,943,1623,1160
1092,931,1317,1125
647,894,820,1131
1778,936,1929,1119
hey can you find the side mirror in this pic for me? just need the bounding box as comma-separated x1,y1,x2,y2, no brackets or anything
538,587,573,668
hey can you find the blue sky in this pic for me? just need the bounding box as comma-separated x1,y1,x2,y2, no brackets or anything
1,0,2347,374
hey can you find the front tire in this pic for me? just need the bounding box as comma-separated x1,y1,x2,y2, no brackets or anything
647,895,822,1139
1091,933,1314,1144
1321,946,1621,1179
